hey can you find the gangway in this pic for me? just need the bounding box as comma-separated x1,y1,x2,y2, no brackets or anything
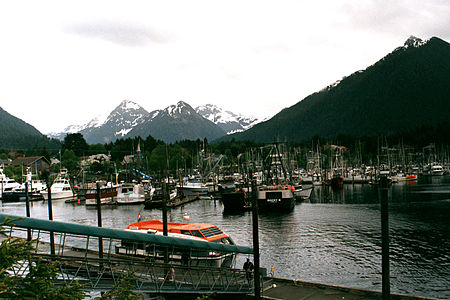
0,214,255,295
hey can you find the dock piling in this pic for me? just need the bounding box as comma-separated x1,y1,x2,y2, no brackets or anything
96,182,104,260
46,179,55,255
379,175,390,299
251,178,261,299
25,182,31,241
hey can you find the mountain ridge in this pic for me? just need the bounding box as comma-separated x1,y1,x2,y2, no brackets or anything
222,36,450,143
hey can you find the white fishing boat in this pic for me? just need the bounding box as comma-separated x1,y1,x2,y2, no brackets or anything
116,182,145,205
177,177,208,196
42,169,74,200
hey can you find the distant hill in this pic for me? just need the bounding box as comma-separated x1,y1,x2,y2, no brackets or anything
225,36,450,143
0,107,60,150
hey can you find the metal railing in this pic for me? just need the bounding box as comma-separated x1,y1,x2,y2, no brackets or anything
1,216,255,294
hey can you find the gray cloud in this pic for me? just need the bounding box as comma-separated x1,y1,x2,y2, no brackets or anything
65,20,168,47
339,0,450,39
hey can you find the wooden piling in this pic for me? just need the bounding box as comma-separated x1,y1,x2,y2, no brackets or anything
25,182,31,241
96,182,104,260
380,176,390,299
47,179,55,255
162,178,169,264
251,178,261,299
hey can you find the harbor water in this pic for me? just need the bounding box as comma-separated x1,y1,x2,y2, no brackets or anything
1,176,449,299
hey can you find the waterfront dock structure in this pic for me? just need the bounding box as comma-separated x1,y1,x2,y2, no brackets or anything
0,214,435,299
262,278,434,300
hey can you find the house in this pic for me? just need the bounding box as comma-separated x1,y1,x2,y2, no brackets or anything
11,156,51,173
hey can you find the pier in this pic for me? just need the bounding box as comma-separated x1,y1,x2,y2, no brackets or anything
1,213,436,299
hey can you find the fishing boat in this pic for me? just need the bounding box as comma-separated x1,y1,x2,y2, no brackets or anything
42,169,74,201
118,220,235,267
257,185,295,212
84,181,118,206
116,182,145,205
177,177,208,197
257,143,296,212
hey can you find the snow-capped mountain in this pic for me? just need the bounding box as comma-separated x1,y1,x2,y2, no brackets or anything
195,104,260,134
79,100,149,144
127,101,226,143
50,100,227,144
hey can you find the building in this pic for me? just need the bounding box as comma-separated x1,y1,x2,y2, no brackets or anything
11,156,51,173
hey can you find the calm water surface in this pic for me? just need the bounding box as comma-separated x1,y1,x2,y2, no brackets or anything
1,176,449,299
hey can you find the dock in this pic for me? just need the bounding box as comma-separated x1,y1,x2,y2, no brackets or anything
260,277,434,300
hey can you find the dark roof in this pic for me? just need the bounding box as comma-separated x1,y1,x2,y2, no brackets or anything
11,156,50,167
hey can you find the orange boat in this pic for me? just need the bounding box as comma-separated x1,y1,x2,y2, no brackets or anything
118,220,235,267
126,220,234,245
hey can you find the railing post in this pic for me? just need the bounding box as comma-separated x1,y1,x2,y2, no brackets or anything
47,179,55,255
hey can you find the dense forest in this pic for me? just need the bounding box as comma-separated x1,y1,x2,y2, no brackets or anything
227,37,450,143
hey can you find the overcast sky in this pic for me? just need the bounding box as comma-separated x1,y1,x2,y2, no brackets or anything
0,0,449,134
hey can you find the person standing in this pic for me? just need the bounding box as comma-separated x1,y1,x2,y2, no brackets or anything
243,258,254,283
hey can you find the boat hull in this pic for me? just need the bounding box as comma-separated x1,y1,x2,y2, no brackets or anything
257,189,295,212
221,190,250,213
1,191,44,202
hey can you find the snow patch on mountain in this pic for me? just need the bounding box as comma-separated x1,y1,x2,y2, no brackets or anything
195,104,260,134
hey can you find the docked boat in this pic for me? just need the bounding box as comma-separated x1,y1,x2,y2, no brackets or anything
1,168,47,202
42,169,74,201
116,182,145,205
292,185,313,202
257,185,295,212
177,178,208,197
431,164,444,176
391,172,418,182
221,187,251,213
84,181,119,206
144,182,177,209
119,220,235,267
0,167,21,198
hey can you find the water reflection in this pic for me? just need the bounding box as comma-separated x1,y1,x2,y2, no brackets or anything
1,175,449,299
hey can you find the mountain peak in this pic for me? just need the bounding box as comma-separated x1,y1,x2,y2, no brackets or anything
116,99,143,111
404,35,426,48
164,101,195,117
